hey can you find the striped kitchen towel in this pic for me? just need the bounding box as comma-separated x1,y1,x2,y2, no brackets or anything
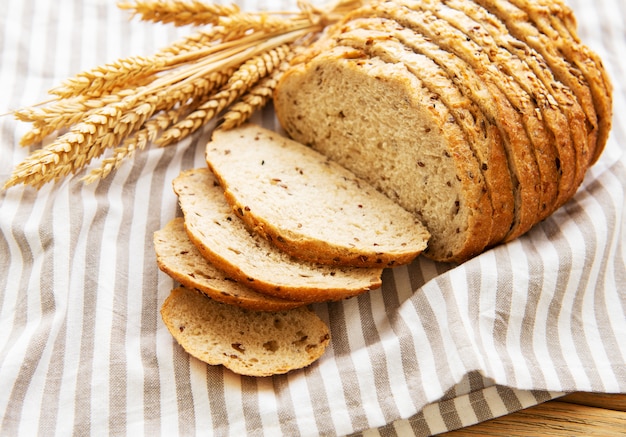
0,0,624,436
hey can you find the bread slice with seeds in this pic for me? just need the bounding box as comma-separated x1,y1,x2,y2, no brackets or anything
161,286,330,376
355,0,556,235
420,0,573,220
471,0,603,167
172,168,383,303
505,0,612,162
206,124,432,267
445,0,587,206
154,218,308,311
275,45,494,263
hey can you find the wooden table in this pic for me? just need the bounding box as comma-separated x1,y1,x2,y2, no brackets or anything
441,392,626,436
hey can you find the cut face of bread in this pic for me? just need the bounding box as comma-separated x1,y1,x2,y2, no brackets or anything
276,45,493,262
206,124,431,267
172,168,383,303
161,286,331,376
154,218,308,311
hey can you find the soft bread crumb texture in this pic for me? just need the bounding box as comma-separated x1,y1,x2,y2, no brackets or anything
206,124,430,267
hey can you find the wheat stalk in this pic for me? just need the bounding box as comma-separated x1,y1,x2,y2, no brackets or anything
5,0,366,190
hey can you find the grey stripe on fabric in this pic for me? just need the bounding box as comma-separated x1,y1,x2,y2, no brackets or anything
585,166,626,388
73,181,112,437
325,300,369,431
358,290,402,425
491,247,517,387
386,267,429,412
517,236,549,388
563,198,606,391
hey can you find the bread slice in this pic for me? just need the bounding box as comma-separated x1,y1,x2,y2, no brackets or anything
331,19,514,247
172,168,383,302
357,0,560,236
471,0,600,169
154,218,308,311
161,286,330,376
445,0,587,207
418,0,574,220
206,124,431,267
275,45,494,262
505,0,612,163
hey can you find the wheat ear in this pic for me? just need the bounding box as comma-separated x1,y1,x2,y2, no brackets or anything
156,44,292,147
118,0,240,26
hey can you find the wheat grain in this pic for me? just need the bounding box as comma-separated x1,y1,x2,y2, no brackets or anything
220,54,298,130
50,55,170,99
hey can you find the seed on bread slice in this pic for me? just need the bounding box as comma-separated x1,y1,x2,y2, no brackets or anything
206,124,432,267
154,218,308,311
332,19,514,247
172,168,383,303
161,286,331,376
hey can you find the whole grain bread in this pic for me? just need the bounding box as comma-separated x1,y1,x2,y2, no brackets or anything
206,124,431,267
172,168,383,302
275,0,611,257
154,217,308,311
161,286,330,376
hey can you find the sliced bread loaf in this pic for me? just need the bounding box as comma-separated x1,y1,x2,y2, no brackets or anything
172,168,383,303
357,0,557,235
154,218,308,311
161,286,330,376
206,124,432,267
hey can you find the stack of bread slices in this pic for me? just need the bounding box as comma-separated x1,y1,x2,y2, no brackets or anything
274,0,612,263
155,124,430,376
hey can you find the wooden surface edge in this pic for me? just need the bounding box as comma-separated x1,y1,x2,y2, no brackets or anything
440,392,626,436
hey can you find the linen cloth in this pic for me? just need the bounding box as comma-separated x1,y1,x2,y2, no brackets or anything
0,0,624,435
